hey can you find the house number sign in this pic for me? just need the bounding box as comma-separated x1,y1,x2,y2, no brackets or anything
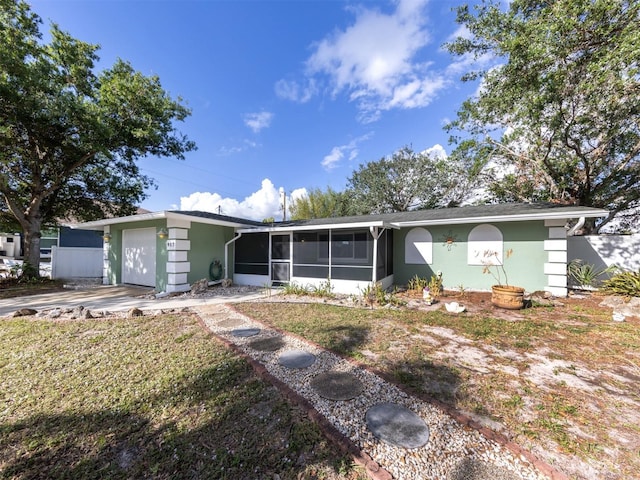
166,240,177,249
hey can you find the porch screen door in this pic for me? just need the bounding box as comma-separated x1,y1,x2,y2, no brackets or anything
270,234,291,285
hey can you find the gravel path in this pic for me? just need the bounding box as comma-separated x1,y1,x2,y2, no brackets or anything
196,304,549,480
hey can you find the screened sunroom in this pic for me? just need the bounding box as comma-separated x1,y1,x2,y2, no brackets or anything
231,224,394,294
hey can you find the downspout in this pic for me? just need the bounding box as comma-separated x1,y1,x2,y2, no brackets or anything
224,232,242,280
369,226,385,283
567,217,585,236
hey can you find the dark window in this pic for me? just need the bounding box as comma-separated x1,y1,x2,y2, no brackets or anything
331,229,370,263
235,233,269,275
271,234,290,260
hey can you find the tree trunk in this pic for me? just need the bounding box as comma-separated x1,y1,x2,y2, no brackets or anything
21,217,42,278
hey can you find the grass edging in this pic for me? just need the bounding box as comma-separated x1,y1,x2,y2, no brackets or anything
225,304,570,480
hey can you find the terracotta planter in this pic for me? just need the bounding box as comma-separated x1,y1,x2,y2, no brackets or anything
491,285,525,310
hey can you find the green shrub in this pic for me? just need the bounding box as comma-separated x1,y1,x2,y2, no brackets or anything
407,274,428,291
600,270,640,297
567,259,617,288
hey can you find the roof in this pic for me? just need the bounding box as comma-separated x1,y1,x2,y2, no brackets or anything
69,210,264,229
69,203,609,233
239,203,609,232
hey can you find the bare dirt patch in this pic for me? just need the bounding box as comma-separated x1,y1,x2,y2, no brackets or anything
236,290,640,480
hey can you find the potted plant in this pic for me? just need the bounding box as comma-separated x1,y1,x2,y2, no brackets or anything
482,249,525,310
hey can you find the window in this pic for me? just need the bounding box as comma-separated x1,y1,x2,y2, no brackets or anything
468,224,503,265
405,227,432,264
330,230,369,261
234,233,269,275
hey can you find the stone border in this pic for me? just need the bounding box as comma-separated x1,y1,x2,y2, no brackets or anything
194,313,394,480
222,304,570,480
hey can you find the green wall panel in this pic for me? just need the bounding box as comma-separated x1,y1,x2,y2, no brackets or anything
187,223,235,284
394,221,549,292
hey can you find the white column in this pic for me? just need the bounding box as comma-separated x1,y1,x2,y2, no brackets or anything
165,219,191,293
544,219,568,296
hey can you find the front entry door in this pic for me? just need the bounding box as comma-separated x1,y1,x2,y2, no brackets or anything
270,233,290,286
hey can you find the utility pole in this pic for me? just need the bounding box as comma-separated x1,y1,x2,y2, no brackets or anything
280,188,287,221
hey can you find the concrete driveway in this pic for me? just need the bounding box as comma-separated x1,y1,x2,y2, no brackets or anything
0,285,272,317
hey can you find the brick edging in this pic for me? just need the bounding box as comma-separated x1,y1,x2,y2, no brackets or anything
194,312,393,480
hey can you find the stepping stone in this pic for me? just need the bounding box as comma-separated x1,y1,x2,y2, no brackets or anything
231,327,261,337
278,349,316,369
310,371,364,401
248,336,285,352
217,318,246,328
366,403,430,449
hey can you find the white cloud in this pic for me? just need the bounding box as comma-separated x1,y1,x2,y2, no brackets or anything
244,111,274,133
217,139,260,157
274,78,317,103
321,133,373,171
421,143,447,159
277,0,446,122
180,178,302,222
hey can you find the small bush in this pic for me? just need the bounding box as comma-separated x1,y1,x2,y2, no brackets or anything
600,270,640,297
567,259,617,288
428,274,443,299
408,274,428,292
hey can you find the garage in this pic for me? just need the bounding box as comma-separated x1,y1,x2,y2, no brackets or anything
122,227,156,287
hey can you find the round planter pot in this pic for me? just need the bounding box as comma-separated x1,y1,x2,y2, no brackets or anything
491,285,525,310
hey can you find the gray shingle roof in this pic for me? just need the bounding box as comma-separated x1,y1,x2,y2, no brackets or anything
266,203,608,229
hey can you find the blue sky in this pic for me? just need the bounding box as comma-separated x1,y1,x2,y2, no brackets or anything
30,0,487,221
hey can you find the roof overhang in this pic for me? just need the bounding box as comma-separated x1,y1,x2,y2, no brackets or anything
236,220,400,234
68,211,255,230
390,208,608,228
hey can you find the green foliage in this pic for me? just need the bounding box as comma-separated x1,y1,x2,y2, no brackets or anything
289,187,355,220
567,259,618,288
0,0,195,272
282,280,335,299
446,0,640,233
361,283,405,307
428,274,443,299
347,146,480,215
407,274,429,292
600,270,640,297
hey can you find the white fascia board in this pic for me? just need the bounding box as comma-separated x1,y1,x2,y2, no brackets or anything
392,209,609,228
166,212,255,228
68,211,168,229
236,220,398,234
68,211,257,230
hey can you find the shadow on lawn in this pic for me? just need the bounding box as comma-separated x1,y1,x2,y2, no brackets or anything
0,361,352,480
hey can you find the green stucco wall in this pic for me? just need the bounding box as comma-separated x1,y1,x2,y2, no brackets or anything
393,221,548,292
187,223,235,283
105,219,167,289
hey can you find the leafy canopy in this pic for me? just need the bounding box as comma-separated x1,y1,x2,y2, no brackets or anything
289,187,355,220
346,146,481,215
0,0,195,270
446,0,640,233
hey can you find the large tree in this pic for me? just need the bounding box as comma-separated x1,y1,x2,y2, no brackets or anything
346,146,481,215
446,0,640,233
0,0,195,274
289,187,355,220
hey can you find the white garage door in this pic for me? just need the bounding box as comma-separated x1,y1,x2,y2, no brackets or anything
122,227,156,287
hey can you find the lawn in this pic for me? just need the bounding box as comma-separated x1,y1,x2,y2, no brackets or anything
0,314,366,480
234,296,640,480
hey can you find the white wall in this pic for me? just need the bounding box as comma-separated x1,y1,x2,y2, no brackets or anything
568,234,640,272
51,246,103,279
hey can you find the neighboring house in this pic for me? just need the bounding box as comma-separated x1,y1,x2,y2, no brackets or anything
73,203,608,297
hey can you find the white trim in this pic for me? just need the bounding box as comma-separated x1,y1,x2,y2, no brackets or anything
237,220,395,234
168,273,188,285
547,274,568,287
166,283,191,293
544,239,567,251
166,239,191,251
68,211,254,229
168,251,188,262
545,286,568,296
167,262,190,274
547,250,567,263
544,262,566,275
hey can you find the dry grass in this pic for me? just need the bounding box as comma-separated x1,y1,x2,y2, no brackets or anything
0,314,366,480
234,296,640,480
